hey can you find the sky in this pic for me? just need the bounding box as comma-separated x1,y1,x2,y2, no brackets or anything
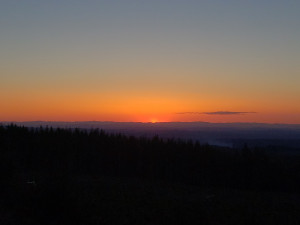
1,0,299,123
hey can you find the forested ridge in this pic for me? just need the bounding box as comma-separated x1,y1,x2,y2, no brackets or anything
0,124,299,224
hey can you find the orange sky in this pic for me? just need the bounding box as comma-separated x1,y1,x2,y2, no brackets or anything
1,89,299,123
1,1,300,124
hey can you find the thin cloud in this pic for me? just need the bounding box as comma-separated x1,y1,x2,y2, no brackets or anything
203,111,256,115
176,111,256,115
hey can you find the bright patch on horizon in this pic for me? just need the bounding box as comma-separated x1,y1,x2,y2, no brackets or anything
150,119,158,123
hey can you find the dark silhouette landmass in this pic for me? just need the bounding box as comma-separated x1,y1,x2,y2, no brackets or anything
3,121,300,149
0,124,299,224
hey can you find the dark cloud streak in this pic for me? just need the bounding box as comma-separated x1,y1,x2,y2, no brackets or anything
177,111,256,115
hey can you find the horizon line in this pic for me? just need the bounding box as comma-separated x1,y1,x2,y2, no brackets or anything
1,121,300,125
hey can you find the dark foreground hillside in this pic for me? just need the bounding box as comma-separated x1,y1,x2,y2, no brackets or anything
0,124,299,224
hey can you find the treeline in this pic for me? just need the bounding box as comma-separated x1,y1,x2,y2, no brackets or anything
0,124,299,193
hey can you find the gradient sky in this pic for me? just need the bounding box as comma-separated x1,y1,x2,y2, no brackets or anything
1,0,299,123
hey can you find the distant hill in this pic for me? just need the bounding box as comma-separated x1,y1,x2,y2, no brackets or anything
2,121,300,150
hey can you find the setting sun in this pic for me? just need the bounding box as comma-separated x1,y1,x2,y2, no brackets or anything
150,119,158,123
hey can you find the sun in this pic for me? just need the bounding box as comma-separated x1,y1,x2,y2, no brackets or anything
150,118,158,123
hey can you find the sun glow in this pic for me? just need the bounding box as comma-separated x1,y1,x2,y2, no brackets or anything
150,118,158,123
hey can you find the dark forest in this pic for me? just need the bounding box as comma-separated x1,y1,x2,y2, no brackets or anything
0,124,299,225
